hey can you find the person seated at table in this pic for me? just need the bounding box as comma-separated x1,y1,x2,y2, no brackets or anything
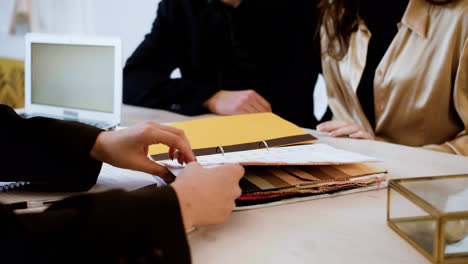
315,0,468,156
0,104,244,263
123,0,331,129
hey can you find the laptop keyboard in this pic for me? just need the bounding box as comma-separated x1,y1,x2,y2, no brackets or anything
21,113,114,130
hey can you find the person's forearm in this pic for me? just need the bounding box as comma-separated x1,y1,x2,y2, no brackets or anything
123,71,220,115
422,135,468,156
16,186,191,263
0,105,102,188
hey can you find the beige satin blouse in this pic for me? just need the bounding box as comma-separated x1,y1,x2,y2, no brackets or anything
320,0,468,155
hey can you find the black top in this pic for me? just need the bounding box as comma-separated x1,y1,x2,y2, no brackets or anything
213,0,257,78
0,105,190,264
357,0,408,129
1,105,103,191
123,0,330,129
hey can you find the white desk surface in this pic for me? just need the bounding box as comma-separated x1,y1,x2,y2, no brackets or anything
188,130,468,264
3,104,468,264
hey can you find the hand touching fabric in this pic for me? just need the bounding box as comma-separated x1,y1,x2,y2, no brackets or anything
203,90,272,115
317,120,372,139
172,162,244,229
90,121,196,176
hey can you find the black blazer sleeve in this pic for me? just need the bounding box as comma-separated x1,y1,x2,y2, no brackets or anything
1,185,191,264
123,0,220,115
0,105,103,191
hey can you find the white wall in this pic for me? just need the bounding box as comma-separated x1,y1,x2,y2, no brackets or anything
92,0,160,63
1,0,161,63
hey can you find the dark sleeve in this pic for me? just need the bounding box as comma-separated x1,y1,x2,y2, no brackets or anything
1,185,190,264
123,0,220,115
0,105,103,191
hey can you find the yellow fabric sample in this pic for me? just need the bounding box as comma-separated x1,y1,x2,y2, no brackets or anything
0,58,24,108
148,112,314,156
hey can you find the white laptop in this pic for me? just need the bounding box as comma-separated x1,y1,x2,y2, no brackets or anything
23,33,122,130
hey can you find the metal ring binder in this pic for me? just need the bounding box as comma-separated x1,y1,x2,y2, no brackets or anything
216,145,225,156
259,140,270,151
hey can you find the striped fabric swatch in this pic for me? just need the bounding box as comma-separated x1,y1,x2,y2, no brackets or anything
237,163,387,206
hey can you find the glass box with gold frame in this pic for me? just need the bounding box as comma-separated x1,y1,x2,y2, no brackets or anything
388,175,468,264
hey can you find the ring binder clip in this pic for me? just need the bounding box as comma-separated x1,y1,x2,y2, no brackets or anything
259,140,270,151
216,145,225,156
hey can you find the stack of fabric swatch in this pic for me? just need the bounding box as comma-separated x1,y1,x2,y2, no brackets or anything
148,112,388,208
236,163,387,207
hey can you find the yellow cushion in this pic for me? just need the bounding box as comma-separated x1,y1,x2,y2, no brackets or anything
0,58,24,108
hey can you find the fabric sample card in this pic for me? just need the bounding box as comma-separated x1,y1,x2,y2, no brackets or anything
236,163,387,207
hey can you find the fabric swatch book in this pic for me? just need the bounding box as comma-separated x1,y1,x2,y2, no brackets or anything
236,163,386,208
148,112,317,161
165,162,387,209
149,113,387,208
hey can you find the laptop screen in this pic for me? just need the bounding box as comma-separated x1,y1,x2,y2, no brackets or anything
31,43,114,113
